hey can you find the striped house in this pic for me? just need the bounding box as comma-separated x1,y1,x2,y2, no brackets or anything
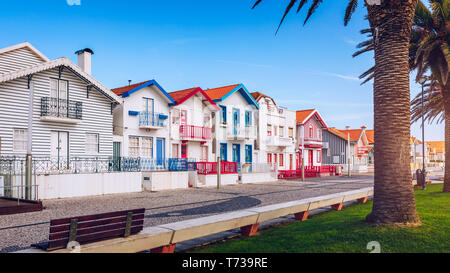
0,42,121,163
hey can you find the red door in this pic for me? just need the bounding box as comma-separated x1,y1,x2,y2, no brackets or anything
308,150,314,167
181,144,187,159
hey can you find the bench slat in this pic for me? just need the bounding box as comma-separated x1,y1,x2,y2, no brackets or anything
49,219,144,241
49,213,144,233
48,226,143,250
50,208,145,226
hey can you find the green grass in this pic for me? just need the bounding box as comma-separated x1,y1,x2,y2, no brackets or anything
192,184,450,253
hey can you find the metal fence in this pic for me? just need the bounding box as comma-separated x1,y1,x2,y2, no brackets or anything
0,157,38,200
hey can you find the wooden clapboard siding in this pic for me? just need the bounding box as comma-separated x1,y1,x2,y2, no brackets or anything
0,47,45,75
322,130,347,165
0,67,114,157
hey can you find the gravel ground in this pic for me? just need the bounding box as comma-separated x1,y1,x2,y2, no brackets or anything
0,175,373,252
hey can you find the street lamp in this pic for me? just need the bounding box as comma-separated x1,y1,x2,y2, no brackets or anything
346,126,351,177
418,76,428,190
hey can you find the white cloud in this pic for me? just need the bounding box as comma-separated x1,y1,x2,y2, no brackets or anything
66,0,81,6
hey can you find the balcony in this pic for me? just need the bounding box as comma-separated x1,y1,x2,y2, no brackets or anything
139,112,168,129
302,137,323,148
266,136,294,147
226,125,245,140
40,97,82,124
244,126,256,139
180,125,212,141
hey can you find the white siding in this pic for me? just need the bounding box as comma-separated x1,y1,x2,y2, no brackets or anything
0,67,114,157
0,48,46,75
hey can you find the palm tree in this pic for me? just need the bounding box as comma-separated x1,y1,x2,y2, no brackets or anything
253,0,421,226
355,1,450,192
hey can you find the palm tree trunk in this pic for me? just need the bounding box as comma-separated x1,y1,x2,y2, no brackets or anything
443,91,450,192
365,1,421,226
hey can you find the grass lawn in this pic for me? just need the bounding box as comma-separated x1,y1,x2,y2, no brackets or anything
191,184,450,253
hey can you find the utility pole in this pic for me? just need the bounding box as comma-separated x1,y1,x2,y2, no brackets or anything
301,126,305,181
419,77,427,190
217,156,221,189
26,75,34,200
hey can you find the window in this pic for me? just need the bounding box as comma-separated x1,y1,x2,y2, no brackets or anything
245,111,252,127
245,145,252,163
279,126,284,137
267,124,272,136
279,154,284,167
13,129,27,152
317,150,321,163
274,154,277,164
220,105,227,124
220,143,227,161
317,129,321,139
141,137,153,158
267,153,272,163
50,78,68,100
309,126,313,138
86,133,99,154
172,109,180,124
289,127,294,138
129,137,140,157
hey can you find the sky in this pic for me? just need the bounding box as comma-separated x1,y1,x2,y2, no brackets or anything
0,0,444,141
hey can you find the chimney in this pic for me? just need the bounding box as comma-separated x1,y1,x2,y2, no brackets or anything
361,126,367,130
75,48,94,75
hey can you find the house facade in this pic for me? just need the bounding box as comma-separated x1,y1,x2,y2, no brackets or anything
204,84,259,169
111,80,174,167
0,43,121,163
337,126,372,172
296,109,328,168
251,92,296,170
426,141,445,162
322,127,348,165
168,87,219,162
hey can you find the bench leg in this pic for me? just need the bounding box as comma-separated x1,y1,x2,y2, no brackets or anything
331,202,343,211
294,211,309,221
357,197,368,204
240,223,260,237
151,244,176,253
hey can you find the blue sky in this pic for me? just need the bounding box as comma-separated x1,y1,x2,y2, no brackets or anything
0,0,443,140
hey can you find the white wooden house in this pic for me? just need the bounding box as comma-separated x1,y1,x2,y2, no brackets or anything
168,87,219,162
251,92,297,171
0,42,120,160
205,84,259,169
111,80,174,168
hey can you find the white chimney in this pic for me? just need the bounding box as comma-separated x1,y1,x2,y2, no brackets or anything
75,48,94,75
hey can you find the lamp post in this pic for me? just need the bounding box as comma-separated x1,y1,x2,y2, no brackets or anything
418,76,428,190
346,126,351,177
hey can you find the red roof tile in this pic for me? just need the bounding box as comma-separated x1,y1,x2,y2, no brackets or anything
204,84,240,100
111,80,151,96
365,130,374,144
169,87,201,103
327,127,348,140
296,109,315,124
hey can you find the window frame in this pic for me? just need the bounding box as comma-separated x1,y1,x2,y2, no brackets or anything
85,133,100,154
13,129,27,152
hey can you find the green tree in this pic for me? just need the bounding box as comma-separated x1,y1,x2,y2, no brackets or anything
253,0,421,226
355,0,450,192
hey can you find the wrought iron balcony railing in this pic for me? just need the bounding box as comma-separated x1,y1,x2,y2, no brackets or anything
41,97,82,120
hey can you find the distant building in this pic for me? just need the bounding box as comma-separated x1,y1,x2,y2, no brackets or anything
322,127,348,165
426,141,445,162
336,126,372,173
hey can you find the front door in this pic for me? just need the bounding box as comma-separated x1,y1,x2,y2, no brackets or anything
156,138,165,167
308,150,314,167
51,131,69,169
245,145,252,164
113,142,121,171
232,144,240,164
181,143,187,159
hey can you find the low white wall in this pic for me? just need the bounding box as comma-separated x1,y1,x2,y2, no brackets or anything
36,172,142,200
240,172,277,184
197,174,238,187
142,171,189,191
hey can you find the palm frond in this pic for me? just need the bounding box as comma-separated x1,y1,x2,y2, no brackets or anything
344,0,358,26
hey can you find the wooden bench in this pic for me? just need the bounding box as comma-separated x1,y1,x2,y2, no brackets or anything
33,208,145,251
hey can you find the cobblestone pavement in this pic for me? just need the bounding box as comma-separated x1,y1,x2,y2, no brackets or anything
0,175,373,252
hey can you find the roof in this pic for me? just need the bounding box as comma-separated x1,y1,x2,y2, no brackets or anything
251,91,277,106
337,128,371,143
0,56,121,103
426,141,445,154
411,137,423,145
204,83,259,109
0,42,50,62
296,109,315,124
327,127,348,140
168,87,219,111
111,80,174,103
366,130,374,145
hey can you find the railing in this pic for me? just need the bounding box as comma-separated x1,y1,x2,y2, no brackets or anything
244,126,256,139
0,156,38,200
40,97,82,120
168,158,197,171
240,163,273,174
196,161,238,175
278,165,341,180
180,125,212,140
139,112,167,128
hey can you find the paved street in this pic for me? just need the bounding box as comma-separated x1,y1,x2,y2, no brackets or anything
0,175,373,252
